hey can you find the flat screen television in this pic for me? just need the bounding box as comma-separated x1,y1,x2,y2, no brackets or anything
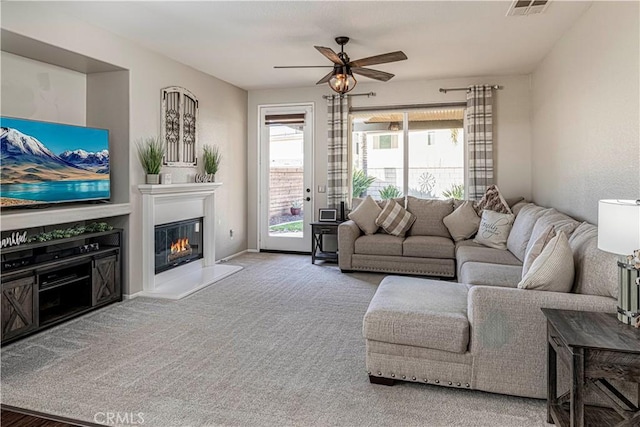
0,116,110,208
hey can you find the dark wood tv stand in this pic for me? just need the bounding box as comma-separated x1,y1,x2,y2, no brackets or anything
1,229,123,345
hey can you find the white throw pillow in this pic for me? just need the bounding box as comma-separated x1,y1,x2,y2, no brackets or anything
443,201,481,241
518,231,574,293
347,195,382,235
521,225,556,277
473,210,515,250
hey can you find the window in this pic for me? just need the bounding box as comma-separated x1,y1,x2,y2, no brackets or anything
373,134,399,149
350,107,465,201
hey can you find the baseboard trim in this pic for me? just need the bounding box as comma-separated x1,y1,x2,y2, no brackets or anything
246,249,259,253
218,250,248,262
123,291,142,300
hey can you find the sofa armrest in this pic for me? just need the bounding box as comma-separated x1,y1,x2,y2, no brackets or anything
466,286,616,397
338,220,361,270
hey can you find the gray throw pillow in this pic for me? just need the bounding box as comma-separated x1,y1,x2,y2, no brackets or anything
348,195,382,235
375,199,416,237
443,201,480,241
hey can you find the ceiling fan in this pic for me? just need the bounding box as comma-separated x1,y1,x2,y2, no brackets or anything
274,36,408,94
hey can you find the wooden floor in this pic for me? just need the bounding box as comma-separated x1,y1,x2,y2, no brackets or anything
1,409,80,427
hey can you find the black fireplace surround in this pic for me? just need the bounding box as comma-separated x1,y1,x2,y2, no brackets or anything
155,218,203,274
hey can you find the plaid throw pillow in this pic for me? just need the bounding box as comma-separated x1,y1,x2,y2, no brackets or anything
375,199,416,237
474,185,512,215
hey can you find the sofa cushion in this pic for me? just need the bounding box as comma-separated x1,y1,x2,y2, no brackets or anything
352,197,404,210
406,196,454,238
525,210,579,257
354,234,403,256
443,201,481,242
507,204,552,261
458,262,522,288
474,185,512,215
363,275,470,353
403,236,455,259
375,199,416,237
518,232,574,293
456,245,522,277
474,210,515,250
348,195,382,235
568,222,618,298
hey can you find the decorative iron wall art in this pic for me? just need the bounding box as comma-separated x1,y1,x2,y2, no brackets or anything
161,86,198,166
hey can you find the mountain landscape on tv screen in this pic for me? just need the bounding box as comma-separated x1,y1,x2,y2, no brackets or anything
0,126,109,207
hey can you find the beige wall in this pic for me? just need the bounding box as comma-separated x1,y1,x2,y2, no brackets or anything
247,75,532,250
1,2,248,295
1,52,86,125
531,2,639,223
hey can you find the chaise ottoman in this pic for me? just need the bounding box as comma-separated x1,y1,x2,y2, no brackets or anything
363,275,474,388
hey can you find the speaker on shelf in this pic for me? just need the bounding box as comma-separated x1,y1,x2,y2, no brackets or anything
340,201,346,222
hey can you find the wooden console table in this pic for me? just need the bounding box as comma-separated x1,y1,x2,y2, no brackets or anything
542,308,640,427
310,221,342,264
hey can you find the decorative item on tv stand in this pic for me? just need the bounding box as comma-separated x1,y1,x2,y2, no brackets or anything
136,136,165,184
597,199,640,327
195,144,221,183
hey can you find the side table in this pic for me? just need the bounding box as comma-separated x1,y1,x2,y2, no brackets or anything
310,221,342,264
542,308,640,427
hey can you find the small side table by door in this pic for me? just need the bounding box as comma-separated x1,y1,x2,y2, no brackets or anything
542,308,640,427
310,221,341,264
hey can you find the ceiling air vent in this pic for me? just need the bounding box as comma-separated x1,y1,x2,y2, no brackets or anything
506,0,550,16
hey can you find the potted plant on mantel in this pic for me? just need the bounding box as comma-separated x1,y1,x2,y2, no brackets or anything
136,136,165,184
196,144,222,183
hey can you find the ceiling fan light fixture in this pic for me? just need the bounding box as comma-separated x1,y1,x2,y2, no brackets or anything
328,66,357,94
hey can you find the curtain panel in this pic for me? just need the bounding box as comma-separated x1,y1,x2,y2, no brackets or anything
466,85,495,200
327,95,350,209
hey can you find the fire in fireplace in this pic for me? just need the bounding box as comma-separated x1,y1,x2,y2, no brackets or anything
155,218,203,274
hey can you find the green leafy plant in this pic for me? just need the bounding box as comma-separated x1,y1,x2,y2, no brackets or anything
352,169,376,197
450,128,460,145
136,137,165,175
291,200,302,208
379,185,403,200
202,144,222,175
442,183,464,200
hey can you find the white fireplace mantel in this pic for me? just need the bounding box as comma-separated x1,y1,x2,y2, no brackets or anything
138,182,241,299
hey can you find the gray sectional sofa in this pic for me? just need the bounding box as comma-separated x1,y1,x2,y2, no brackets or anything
349,199,622,399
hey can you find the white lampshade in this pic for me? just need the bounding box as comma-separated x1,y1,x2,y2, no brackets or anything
598,199,640,255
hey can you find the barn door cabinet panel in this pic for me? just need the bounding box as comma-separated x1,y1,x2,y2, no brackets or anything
1,276,38,342
92,255,120,306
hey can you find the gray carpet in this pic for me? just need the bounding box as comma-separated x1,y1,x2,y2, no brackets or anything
1,253,549,426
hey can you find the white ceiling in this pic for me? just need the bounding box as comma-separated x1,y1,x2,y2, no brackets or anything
53,1,592,91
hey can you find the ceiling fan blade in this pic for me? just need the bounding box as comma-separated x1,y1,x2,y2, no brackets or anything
316,70,335,85
274,66,335,68
314,46,343,64
351,67,395,82
349,51,408,68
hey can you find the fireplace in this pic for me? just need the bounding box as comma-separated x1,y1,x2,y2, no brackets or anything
155,218,204,274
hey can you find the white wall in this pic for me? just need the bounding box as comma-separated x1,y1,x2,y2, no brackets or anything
1,2,248,295
1,51,86,125
531,2,639,223
248,75,532,249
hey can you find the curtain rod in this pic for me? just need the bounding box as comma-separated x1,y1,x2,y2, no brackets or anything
439,85,502,94
322,92,376,99
350,102,466,113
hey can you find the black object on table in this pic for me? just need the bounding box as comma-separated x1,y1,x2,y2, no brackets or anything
542,308,640,427
310,221,342,264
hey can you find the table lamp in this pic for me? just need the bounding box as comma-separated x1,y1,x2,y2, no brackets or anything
598,199,640,326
